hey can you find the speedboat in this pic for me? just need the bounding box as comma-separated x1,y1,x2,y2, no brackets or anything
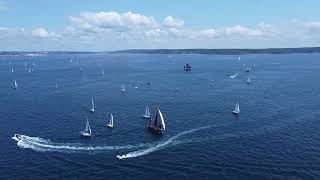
13,134,22,141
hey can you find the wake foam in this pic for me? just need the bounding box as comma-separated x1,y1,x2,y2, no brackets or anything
117,125,212,159
12,134,149,153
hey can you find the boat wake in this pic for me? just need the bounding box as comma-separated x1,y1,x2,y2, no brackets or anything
116,125,212,160
12,135,150,153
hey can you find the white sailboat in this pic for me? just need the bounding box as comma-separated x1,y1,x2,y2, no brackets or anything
107,113,114,128
143,106,151,118
121,84,125,92
13,80,18,89
80,118,92,137
11,68,14,73
101,69,105,76
238,56,241,61
148,108,166,134
246,78,251,84
89,98,95,112
232,102,240,114
55,80,58,89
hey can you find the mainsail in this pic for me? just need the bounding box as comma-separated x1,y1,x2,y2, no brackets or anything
107,113,113,127
85,118,91,134
150,108,165,131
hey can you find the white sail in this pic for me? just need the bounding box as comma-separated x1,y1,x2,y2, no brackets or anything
55,80,58,88
247,78,251,84
101,69,105,75
11,68,14,73
121,84,125,92
152,108,165,130
238,56,241,61
107,113,113,128
143,106,151,118
14,80,17,89
90,98,95,112
233,102,240,114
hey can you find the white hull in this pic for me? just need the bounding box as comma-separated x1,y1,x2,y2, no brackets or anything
143,115,150,119
232,110,240,114
107,124,113,128
89,108,95,113
80,131,92,137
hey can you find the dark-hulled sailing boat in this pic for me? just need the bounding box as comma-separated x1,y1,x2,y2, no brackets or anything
148,108,166,134
184,64,192,71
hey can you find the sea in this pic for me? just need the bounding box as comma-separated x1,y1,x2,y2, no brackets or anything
1,52,320,179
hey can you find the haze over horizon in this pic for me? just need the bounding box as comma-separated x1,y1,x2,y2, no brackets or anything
1,0,320,51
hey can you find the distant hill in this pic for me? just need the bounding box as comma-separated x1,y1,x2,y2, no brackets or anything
112,47,320,55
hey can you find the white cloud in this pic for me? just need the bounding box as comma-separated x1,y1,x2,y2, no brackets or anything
32,27,60,39
69,11,158,33
225,25,264,37
163,16,184,27
304,21,320,32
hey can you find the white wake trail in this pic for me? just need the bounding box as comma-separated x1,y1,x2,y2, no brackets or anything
116,125,212,160
12,135,150,153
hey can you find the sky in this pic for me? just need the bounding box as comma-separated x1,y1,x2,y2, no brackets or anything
0,0,320,51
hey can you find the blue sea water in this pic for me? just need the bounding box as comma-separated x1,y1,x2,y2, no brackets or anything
1,53,320,179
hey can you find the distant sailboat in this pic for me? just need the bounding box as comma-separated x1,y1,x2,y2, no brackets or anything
238,56,241,61
55,80,58,89
246,78,251,84
107,113,114,128
232,102,240,114
101,69,105,76
80,118,92,137
148,108,166,134
13,80,17,89
245,67,250,72
121,84,125,92
89,98,95,112
143,106,151,118
230,73,239,79
11,68,14,73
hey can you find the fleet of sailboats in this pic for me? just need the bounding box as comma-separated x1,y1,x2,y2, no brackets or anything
80,118,92,137
107,113,114,128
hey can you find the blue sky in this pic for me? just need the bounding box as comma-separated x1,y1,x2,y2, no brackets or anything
1,0,320,51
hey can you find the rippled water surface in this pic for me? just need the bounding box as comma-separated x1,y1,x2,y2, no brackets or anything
1,53,320,179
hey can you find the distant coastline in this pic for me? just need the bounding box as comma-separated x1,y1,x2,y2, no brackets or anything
112,47,320,55
1,47,320,56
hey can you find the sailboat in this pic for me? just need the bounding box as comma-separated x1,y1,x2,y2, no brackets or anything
143,106,151,118
232,102,240,114
80,118,92,137
55,80,58,89
246,78,251,84
238,56,241,61
148,108,166,134
101,69,105,76
121,84,125,92
107,113,114,128
13,80,18,89
89,98,95,112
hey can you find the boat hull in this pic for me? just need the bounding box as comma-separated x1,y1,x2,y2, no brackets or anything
80,132,92,137
142,115,150,119
232,111,240,114
148,126,164,134
107,124,113,128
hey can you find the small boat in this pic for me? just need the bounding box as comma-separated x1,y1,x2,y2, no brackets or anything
232,102,240,114
238,56,241,61
13,134,22,141
107,113,114,128
245,68,250,72
89,98,95,112
246,78,251,84
55,80,58,89
13,80,17,89
142,106,151,118
11,68,14,73
230,73,239,79
80,118,92,137
184,64,192,71
121,84,125,92
148,108,166,134
101,69,105,76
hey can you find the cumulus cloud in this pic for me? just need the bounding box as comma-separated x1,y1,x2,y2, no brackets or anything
163,16,184,27
304,21,320,32
69,11,158,33
225,25,264,37
31,27,59,39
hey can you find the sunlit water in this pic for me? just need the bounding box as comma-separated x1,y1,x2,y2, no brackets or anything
1,53,320,179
